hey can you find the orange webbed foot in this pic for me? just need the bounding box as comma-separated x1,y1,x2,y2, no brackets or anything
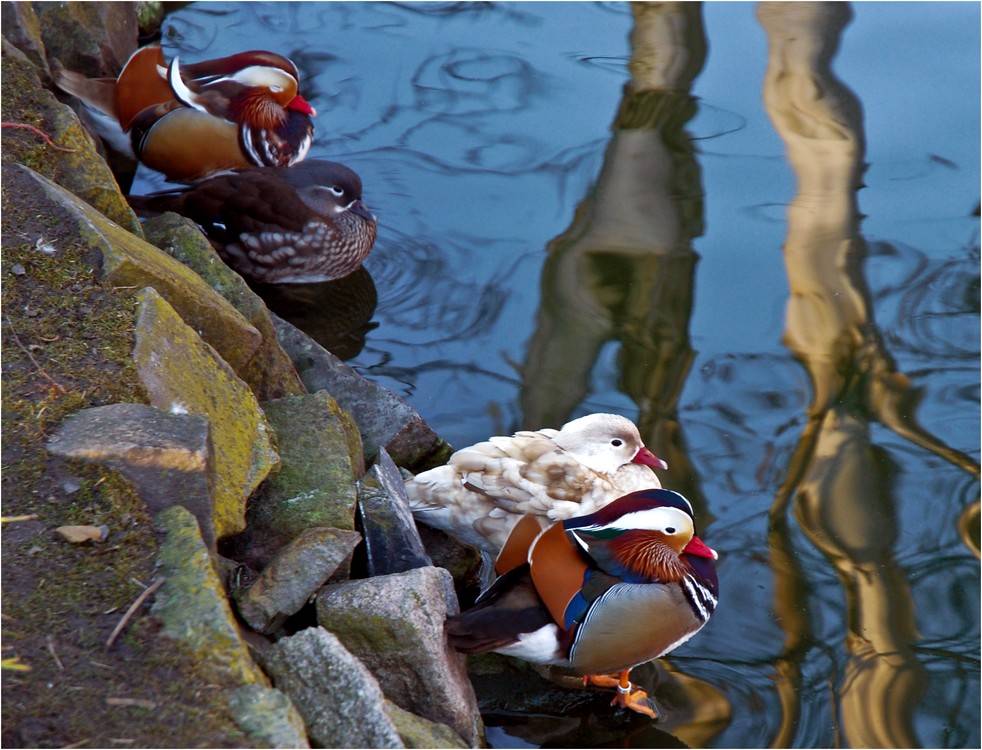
584,670,661,720
611,682,660,719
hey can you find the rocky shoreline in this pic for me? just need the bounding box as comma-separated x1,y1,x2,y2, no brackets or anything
2,3,491,746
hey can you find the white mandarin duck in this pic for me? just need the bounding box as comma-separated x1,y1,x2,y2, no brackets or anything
446,488,719,718
405,413,667,553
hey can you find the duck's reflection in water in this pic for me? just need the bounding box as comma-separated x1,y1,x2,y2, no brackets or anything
250,266,379,360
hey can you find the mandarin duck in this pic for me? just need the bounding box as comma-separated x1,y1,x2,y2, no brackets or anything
54,46,315,182
127,159,377,284
446,488,719,718
406,413,667,553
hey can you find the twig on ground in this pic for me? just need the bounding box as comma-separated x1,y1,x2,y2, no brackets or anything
105,578,165,650
46,635,65,670
2,122,78,152
4,314,67,393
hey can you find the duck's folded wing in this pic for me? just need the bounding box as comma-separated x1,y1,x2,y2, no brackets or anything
445,564,553,653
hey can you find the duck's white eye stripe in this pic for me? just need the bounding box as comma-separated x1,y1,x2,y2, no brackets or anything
584,506,692,533
231,65,297,89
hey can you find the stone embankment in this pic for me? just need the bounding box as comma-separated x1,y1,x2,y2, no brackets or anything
2,3,491,746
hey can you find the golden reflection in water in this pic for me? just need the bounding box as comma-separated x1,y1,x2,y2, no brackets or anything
758,2,980,747
521,1,708,506
520,4,730,744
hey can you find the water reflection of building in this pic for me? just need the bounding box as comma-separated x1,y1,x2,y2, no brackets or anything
519,4,730,744
758,3,980,747
521,1,708,508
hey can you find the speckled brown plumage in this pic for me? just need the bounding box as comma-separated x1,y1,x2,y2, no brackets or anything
128,160,378,284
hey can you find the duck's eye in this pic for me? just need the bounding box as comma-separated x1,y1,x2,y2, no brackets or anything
271,85,284,93
666,527,676,534
327,185,345,197
611,439,623,447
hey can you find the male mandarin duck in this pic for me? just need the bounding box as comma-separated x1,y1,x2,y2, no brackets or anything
127,159,377,284
445,488,719,718
405,413,667,553
54,46,315,182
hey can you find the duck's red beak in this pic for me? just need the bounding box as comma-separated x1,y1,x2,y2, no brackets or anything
684,535,718,560
287,94,317,116
632,446,668,471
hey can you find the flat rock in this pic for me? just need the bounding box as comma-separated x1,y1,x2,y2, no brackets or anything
234,527,362,634
142,213,306,401
272,315,453,472
262,626,404,749
222,390,362,568
152,506,268,688
46,403,216,547
133,287,279,541
317,566,482,746
356,448,432,577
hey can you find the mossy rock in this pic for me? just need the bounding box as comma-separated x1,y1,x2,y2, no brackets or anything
0,152,252,749
153,506,270,687
35,0,138,77
142,212,307,401
133,288,280,540
1,37,141,233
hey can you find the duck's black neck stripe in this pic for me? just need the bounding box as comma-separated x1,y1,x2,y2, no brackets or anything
681,574,717,623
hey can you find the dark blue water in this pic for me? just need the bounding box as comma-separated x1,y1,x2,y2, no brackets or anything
138,3,980,747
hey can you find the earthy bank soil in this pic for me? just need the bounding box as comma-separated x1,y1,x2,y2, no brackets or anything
1,180,249,748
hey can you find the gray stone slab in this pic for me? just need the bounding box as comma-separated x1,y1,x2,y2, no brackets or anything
234,527,362,634
262,627,404,749
46,402,216,547
272,315,452,471
317,567,483,746
357,448,432,576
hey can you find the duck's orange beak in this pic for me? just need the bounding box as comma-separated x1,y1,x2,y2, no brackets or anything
632,446,668,471
287,94,317,116
684,534,718,560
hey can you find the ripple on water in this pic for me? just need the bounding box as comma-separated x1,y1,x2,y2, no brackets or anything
410,50,536,115
909,554,981,648
871,240,980,360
